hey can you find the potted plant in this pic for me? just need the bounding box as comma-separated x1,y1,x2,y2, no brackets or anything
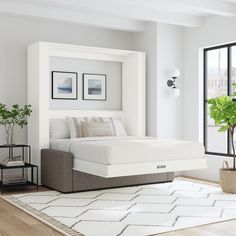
208,84,236,193
0,103,32,145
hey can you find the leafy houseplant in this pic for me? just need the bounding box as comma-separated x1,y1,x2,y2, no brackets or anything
0,103,32,145
208,84,236,193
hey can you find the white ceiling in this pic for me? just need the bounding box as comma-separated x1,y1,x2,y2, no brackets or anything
0,0,236,31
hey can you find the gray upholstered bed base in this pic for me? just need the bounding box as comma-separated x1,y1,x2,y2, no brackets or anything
41,149,174,193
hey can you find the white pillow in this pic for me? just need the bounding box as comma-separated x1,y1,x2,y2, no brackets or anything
66,116,127,138
112,118,127,136
81,121,115,137
65,117,77,139
66,116,92,138
49,118,70,139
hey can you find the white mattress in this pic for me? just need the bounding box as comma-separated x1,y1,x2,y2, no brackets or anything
50,137,205,165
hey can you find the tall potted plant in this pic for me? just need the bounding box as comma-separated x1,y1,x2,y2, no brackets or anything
208,84,236,193
0,103,32,145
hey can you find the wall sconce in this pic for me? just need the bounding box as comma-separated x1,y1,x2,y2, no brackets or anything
167,68,180,98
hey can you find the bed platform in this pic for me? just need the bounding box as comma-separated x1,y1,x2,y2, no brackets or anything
41,149,174,193
49,137,206,178
76,158,206,178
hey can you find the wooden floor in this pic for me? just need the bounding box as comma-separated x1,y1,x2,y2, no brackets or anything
0,198,62,236
0,184,236,236
0,187,63,236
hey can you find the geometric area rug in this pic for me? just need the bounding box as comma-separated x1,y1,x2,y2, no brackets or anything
2,178,236,236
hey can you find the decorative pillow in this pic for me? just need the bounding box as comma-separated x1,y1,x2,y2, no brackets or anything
65,117,77,139
66,116,127,138
49,118,70,139
112,118,127,136
81,121,115,137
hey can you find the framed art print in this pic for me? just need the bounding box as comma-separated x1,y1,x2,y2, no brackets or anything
52,71,78,100
83,73,106,100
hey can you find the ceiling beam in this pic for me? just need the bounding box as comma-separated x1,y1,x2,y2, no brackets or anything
107,0,236,17
175,0,236,17
32,0,204,27
0,0,146,32
0,0,203,28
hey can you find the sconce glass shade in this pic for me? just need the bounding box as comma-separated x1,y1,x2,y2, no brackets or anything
172,87,180,98
171,68,180,78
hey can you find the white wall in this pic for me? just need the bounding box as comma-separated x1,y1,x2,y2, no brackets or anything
131,23,184,138
131,23,158,136
183,16,236,181
156,23,184,139
50,57,122,110
0,13,132,144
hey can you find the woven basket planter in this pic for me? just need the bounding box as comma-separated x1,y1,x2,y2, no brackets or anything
220,161,236,194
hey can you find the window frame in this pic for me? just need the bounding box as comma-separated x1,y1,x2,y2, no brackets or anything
203,42,236,157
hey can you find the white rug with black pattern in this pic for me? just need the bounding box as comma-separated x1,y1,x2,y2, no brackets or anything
3,178,236,236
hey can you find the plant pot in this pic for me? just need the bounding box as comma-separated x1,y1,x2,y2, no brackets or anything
4,124,15,145
220,167,236,194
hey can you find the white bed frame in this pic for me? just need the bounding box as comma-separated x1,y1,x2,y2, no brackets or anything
27,42,206,181
27,42,146,181
74,158,207,178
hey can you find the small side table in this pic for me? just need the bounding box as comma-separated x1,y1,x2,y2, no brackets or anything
0,144,38,193
0,163,38,193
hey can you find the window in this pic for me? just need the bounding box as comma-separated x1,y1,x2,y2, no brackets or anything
204,43,236,156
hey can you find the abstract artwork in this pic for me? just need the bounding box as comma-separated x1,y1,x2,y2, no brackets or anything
83,73,106,100
52,71,78,100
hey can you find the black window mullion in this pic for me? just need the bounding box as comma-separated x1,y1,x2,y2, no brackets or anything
203,49,207,149
227,46,231,155
203,43,234,157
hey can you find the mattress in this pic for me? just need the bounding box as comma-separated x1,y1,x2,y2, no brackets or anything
50,137,206,177
50,137,205,165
